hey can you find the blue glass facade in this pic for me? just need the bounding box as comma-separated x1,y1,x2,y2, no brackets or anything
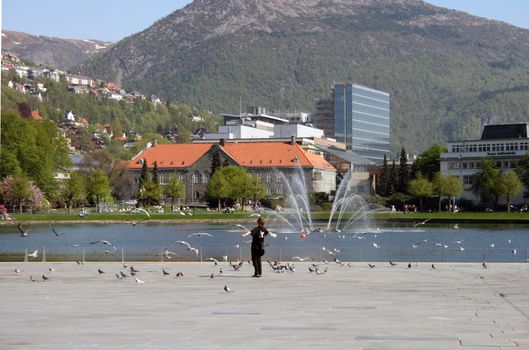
333,83,390,163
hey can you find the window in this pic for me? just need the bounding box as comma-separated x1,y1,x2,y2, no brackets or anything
266,173,271,183
463,175,472,185
192,173,200,183
202,172,209,183
276,174,281,182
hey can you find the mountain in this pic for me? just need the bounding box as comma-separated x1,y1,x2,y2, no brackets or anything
2,30,113,69
78,0,529,154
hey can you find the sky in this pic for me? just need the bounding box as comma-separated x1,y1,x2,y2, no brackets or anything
1,0,528,42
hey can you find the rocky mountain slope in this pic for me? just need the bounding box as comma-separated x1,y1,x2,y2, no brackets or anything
78,0,529,154
2,30,113,69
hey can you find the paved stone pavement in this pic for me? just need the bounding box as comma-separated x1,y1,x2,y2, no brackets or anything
1,262,528,350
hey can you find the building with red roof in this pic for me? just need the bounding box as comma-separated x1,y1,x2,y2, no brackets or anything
129,139,336,204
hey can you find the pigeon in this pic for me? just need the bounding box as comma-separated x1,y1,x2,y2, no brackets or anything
407,262,412,268
368,264,375,268
48,267,56,273
30,275,38,282
162,269,170,276
210,273,215,279
431,264,436,269
17,223,29,237
482,262,488,269
42,274,49,281
135,277,145,285
98,269,105,274
224,285,234,293
389,261,397,266
175,272,184,278
27,250,39,259
120,271,129,278
76,260,84,265
115,273,123,280
15,268,22,273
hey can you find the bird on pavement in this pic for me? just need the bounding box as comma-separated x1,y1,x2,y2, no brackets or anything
431,264,436,269
368,264,375,268
98,268,105,274
482,262,488,269
224,285,234,293
15,268,22,273
135,277,145,285
162,269,170,276
389,261,397,266
407,262,412,268
42,274,49,281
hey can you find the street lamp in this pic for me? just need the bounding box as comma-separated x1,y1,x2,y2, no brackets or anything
457,154,463,212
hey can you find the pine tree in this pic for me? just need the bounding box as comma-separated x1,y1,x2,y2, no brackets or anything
152,161,159,184
211,145,221,175
398,147,408,194
139,159,148,189
378,154,389,197
389,159,398,196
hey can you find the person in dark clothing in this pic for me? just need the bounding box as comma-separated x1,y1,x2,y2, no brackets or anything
241,217,276,277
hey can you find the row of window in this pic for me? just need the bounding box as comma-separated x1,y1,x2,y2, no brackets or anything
451,142,529,153
448,160,518,170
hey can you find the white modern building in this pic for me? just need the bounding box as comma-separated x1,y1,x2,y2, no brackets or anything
440,123,529,207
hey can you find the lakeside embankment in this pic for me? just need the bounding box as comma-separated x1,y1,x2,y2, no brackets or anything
2,211,529,225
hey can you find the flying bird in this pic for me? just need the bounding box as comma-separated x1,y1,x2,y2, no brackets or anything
27,250,39,259
368,264,375,269
234,224,250,232
453,223,459,229
90,240,118,250
131,217,149,226
135,208,151,217
413,219,431,227
52,227,64,237
162,269,170,276
48,267,56,273
292,256,313,262
188,232,214,238
372,243,380,248
205,257,219,265
18,223,29,237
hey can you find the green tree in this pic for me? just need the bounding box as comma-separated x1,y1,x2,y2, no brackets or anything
498,172,522,212
164,175,185,211
412,144,448,181
397,147,408,194
389,159,398,196
210,145,221,175
515,154,529,200
0,174,32,213
432,172,463,212
62,171,87,213
472,158,501,209
139,179,161,208
152,161,159,185
407,173,433,211
377,154,389,197
88,169,112,213
139,159,148,190
206,168,230,210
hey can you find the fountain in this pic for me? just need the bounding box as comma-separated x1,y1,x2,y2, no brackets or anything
272,168,372,234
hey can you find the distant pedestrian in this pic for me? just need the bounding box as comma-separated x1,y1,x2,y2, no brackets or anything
241,217,276,277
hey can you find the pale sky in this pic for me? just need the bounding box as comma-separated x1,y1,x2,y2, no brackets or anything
1,0,528,42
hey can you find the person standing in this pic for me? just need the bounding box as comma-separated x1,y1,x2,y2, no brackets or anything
241,217,276,277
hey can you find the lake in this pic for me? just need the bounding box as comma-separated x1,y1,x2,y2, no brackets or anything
0,222,527,263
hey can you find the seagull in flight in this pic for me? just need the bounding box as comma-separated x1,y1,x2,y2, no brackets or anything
373,243,380,248
234,224,250,232
131,217,149,226
52,227,64,237
175,240,199,256
188,232,214,238
27,250,39,258
292,256,313,262
453,223,459,229
90,240,118,250
413,219,431,227
205,257,219,265
135,208,151,217
18,223,29,237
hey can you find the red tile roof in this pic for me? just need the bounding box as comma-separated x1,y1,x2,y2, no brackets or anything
222,142,335,170
129,144,212,169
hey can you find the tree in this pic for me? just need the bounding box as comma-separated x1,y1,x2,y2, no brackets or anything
472,158,501,209
412,144,448,181
164,175,185,211
152,161,159,185
498,172,522,212
377,154,389,197
207,168,230,210
139,158,148,191
211,145,221,175
0,175,32,213
62,171,87,213
389,159,398,196
515,154,529,200
433,172,463,212
407,173,433,211
88,170,111,213
139,179,161,208
397,147,408,194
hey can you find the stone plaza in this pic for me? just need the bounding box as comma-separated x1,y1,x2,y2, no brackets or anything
1,262,528,349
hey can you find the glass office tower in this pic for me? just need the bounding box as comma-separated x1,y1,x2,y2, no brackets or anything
333,83,390,163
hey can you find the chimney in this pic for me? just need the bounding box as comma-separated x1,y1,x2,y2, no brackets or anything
219,138,225,147
290,136,296,145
